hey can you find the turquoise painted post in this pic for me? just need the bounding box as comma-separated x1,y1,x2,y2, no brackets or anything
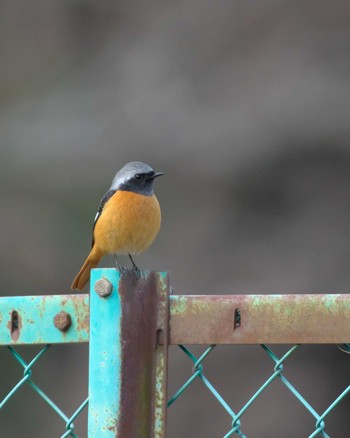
88,268,122,437
88,268,170,438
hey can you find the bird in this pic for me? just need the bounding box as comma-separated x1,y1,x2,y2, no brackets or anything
71,161,163,291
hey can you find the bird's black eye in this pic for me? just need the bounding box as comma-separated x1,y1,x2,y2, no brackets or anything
134,174,143,181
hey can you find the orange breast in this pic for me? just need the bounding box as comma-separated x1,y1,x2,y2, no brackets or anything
93,191,161,255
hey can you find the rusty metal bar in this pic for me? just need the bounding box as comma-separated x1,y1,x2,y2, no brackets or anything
1,292,350,347
169,294,350,344
88,269,169,438
1,292,349,347
0,294,89,345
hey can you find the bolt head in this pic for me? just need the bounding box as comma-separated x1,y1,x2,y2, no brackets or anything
54,311,72,331
94,277,113,297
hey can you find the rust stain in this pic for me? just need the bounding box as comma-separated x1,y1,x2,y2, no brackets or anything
73,295,90,336
117,270,159,438
39,295,48,317
61,296,68,306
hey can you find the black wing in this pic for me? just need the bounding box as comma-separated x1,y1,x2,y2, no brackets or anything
91,189,116,248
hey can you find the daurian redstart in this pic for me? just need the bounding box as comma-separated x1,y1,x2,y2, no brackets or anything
71,161,163,291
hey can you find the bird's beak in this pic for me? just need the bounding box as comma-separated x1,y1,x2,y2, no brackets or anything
153,172,164,178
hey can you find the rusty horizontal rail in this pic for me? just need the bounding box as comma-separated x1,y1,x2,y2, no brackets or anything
169,294,350,344
1,292,350,345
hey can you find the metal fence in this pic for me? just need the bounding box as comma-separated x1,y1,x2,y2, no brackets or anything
1,269,349,437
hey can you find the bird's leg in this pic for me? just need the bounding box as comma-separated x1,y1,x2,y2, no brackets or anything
114,254,127,275
129,254,141,278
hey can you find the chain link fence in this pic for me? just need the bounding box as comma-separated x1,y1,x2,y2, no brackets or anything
1,345,88,438
168,344,350,437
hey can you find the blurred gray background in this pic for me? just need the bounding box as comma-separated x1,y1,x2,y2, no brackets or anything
1,1,350,436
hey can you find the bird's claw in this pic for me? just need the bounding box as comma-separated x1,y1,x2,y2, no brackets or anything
132,265,141,279
118,266,128,276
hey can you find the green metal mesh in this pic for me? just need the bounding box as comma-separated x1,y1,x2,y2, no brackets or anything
168,344,350,438
0,345,88,438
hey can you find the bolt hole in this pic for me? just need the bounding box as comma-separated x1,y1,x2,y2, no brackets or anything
234,308,241,330
11,311,19,333
156,329,164,345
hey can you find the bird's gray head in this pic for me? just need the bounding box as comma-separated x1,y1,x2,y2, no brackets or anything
110,161,164,196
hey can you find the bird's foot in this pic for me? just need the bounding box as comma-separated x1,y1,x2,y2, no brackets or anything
114,254,127,276
117,265,128,276
128,254,141,279
132,265,141,279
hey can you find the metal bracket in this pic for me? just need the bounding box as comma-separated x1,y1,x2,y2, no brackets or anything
88,269,170,438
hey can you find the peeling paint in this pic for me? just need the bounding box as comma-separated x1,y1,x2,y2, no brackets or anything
0,295,89,345
169,294,350,345
87,269,170,438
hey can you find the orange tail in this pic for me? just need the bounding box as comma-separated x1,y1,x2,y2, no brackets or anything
71,247,103,291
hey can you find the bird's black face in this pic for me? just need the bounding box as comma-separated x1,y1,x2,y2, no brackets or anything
119,170,164,195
